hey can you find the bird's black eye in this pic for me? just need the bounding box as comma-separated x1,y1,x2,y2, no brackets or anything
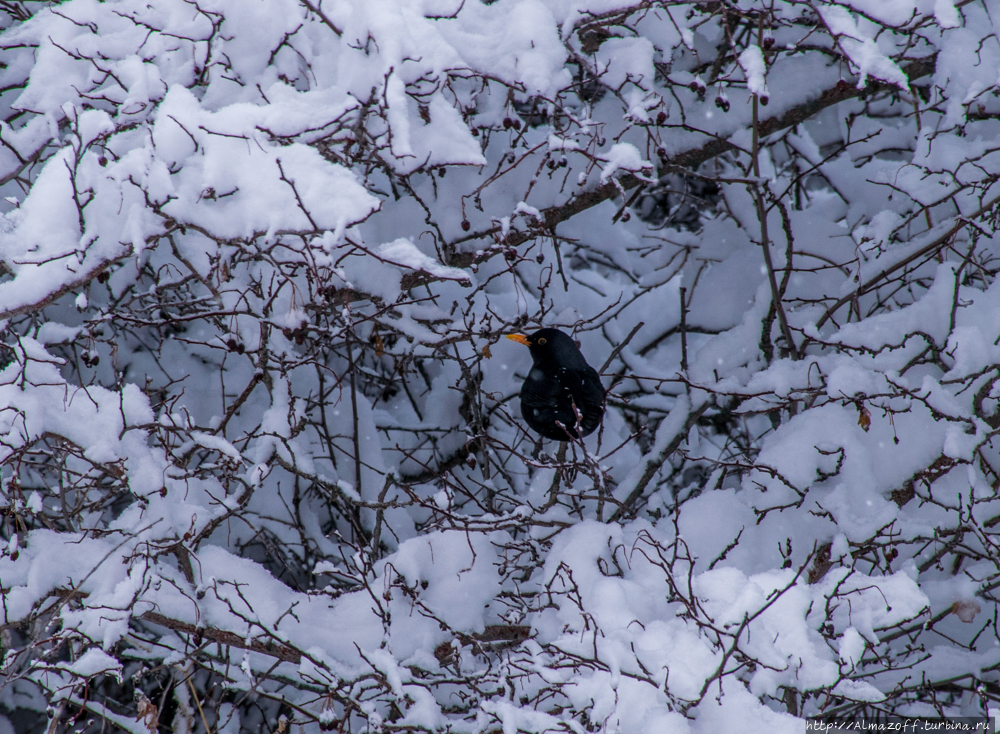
538,337,547,345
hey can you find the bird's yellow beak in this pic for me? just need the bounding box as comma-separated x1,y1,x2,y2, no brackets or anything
506,334,531,346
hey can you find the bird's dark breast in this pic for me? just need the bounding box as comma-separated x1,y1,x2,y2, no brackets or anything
520,366,605,441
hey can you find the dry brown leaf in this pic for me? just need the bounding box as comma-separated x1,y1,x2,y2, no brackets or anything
857,404,871,432
951,598,981,623
136,693,158,733
481,344,492,358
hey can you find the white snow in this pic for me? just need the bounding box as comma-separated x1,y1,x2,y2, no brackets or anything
0,0,997,729
738,46,768,97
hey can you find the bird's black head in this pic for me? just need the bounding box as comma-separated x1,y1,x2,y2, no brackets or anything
506,328,588,368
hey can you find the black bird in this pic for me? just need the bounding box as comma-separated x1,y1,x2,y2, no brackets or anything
506,328,605,441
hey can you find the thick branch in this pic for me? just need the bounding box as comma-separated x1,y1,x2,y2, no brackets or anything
669,55,937,170
140,611,302,664
446,54,938,266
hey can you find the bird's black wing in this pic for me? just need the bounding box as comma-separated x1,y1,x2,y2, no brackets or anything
520,373,572,440
520,366,606,440
569,366,606,436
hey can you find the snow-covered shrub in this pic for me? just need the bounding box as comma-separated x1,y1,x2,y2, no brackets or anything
0,0,997,731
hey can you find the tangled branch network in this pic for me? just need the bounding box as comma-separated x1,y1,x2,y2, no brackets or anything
0,0,998,731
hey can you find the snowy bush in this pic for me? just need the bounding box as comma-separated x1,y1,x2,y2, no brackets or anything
0,0,998,731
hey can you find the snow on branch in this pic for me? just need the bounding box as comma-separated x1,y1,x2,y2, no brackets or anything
1,0,999,732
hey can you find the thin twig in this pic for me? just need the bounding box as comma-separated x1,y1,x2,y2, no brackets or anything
299,0,342,36
599,321,645,374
